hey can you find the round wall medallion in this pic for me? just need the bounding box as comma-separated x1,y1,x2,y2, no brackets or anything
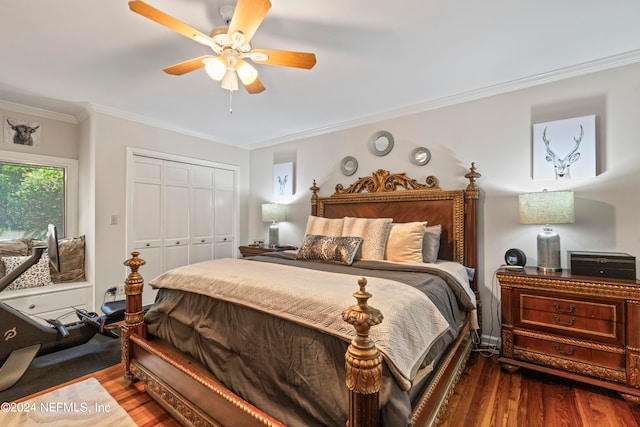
340,156,358,176
370,131,394,156
410,147,431,166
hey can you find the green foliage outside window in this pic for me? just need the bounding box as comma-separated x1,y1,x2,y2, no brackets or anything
0,162,65,239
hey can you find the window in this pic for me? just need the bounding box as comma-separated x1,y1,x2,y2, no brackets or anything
0,151,78,240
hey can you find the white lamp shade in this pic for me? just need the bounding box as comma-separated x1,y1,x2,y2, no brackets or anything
262,203,286,222
221,69,239,91
519,191,574,225
236,59,258,85
204,56,228,81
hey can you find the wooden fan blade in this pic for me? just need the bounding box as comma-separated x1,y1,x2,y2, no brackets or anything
227,0,271,44
129,1,216,47
250,49,316,69
163,56,213,75
242,77,266,94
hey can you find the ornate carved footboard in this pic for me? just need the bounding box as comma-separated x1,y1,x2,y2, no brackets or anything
120,165,481,426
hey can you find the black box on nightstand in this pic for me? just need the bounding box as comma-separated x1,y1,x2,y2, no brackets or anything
568,251,636,280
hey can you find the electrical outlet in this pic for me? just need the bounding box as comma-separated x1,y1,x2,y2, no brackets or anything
115,284,126,296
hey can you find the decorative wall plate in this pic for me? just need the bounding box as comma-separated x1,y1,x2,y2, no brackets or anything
370,131,394,156
340,156,358,176
410,147,431,166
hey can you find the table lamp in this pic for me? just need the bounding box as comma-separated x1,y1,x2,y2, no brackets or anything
519,190,574,272
261,203,286,248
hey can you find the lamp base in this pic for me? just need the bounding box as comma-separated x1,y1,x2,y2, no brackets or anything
537,227,562,272
268,222,279,248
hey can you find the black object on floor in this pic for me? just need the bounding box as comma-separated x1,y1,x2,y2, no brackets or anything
0,332,121,403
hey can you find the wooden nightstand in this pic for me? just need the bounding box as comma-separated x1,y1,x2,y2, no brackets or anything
238,245,297,258
497,267,640,402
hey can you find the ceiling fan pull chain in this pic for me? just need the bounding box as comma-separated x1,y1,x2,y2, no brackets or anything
229,90,233,114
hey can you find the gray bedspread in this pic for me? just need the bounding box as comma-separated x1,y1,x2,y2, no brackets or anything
144,253,472,427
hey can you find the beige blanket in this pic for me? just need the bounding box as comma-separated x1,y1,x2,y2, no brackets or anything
149,258,451,390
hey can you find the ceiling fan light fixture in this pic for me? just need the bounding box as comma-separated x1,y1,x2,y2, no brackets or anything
204,56,228,81
221,69,239,91
236,59,258,85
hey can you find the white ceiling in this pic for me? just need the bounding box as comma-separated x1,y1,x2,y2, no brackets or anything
2,0,640,149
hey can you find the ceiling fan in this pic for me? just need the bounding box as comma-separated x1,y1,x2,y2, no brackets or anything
128,0,317,95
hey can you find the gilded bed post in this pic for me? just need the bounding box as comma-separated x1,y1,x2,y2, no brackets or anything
464,162,481,331
342,277,383,427
121,251,146,380
310,179,319,216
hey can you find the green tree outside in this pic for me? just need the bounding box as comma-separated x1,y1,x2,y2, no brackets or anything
0,162,65,239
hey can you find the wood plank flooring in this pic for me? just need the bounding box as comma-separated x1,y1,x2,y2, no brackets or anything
18,352,640,426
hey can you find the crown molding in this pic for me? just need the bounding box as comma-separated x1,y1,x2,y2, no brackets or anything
249,48,640,149
0,99,79,123
86,103,241,147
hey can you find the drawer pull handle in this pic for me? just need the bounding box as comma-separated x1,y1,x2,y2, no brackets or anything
553,314,576,326
28,304,36,310
552,301,576,313
146,243,150,247
201,239,205,243
553,342,576,356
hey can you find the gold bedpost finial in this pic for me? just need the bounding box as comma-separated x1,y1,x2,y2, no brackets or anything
121,251,146,380
310,179,320,216
342,277,383,427
465,162,481,192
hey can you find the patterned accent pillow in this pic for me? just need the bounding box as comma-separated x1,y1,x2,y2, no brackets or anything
2,253,53,291
33,236,86,283
385,222,427,262
296,235,363,265
304,216,344,237
422,224,442,263
342,217,393,260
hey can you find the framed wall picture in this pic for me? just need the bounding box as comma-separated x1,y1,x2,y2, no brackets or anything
4,117,41,147
273,162,294,196
532,115,596,180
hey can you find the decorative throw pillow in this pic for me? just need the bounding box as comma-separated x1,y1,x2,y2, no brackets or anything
422,224,442,263
2,253,53,291
296,235,363,265
342,217,393,260
304,216,345,237
0,238,30,277
385,222,427,262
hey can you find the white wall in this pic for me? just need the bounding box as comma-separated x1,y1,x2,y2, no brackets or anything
249,62,640,344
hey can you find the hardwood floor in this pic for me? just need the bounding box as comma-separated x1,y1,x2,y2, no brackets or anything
441,352,640,427
21,352,640,426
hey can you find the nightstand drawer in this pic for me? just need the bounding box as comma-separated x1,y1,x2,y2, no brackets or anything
517,292,622,344
514,330,626,373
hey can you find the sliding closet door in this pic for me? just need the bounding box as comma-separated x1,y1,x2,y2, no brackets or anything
130,156,163,305
214,168,235,259
163,161,190,271
128,150,238,306
190,165,215,263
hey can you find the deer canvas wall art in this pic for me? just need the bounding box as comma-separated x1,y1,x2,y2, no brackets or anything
532,115,596,181
273,162,294,196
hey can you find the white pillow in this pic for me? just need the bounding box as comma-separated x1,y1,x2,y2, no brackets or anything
2,253,53,291
422,224,442,263
342,217,393,260
304,216,344,237
385,222,426,262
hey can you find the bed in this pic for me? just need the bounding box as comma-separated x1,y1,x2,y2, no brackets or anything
120,164,481,427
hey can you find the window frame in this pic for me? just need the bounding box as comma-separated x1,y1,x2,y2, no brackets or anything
0,150,78,238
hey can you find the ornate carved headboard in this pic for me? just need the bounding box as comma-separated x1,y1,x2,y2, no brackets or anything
310,164,480,291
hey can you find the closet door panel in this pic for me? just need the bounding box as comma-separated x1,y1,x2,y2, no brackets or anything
131,156,162,250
